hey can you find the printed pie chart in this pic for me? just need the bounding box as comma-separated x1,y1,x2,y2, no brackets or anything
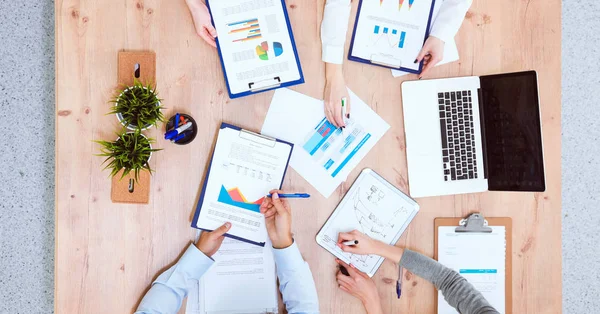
256,41,283,61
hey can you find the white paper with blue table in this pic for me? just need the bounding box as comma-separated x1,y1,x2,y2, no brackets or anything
261,88,390,198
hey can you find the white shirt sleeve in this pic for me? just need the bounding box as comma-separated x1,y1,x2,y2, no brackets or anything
272,241,320,313
135,244,214,314
429,0,473,43
321,0,352,64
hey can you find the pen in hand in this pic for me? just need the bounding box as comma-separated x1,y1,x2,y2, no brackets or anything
266,193,311,198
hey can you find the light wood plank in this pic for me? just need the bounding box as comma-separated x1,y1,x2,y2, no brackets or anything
56,0,561,313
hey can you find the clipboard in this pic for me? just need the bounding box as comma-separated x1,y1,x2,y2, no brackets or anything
347,0,436,73
206,0,304,99
434,213,513,314
191,122,294,247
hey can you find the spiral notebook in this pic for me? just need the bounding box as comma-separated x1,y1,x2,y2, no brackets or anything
434,214,512,314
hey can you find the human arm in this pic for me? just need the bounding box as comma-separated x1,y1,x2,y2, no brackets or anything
335,259,383,314
429,0,473,44
416,0,473,77
260,191,320,314
135,223,231,314
321,0,352,127
338,230,499,314
185,0,217,47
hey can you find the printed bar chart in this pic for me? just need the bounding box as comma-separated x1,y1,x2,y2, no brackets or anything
228,18,262,42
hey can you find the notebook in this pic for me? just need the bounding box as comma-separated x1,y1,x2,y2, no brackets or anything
316,168,419,277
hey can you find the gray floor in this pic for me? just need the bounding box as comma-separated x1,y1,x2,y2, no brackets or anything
0,0,597,313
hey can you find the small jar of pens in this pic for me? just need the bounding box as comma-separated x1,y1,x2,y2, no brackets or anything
164,113,198,145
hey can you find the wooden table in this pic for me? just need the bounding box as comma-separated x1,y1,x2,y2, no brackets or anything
55,0,561,313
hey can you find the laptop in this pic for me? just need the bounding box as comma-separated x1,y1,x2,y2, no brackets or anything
401,70,545,198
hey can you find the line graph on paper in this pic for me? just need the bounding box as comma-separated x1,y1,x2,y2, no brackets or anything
316,170,419,275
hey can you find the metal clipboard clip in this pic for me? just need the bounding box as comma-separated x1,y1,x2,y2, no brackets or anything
370,54,402,68
239,129,277,148
455,213,493,233
248,76,281,93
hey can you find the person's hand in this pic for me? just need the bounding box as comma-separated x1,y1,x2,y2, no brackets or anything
415,35,445,78
324,63,351,128
337,230,383,255
260,190,293,249
338,230,404,263
336,259,383,314
186,0,217,48
195,222,231,257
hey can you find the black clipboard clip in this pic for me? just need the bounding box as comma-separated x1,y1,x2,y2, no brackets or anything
370,54,402,68
248,77,281,93
455,213,492,233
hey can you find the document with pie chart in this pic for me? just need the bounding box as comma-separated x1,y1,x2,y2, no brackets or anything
192,123,293,246
207,0,304,98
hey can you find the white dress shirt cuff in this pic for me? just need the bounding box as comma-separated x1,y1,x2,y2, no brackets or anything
177,244,215,280
429,28,454,45
322,45,346,64
272,241,305,271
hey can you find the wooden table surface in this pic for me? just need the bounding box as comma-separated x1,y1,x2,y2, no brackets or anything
55,0,562,313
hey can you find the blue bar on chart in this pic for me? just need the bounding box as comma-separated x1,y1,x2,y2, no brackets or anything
374,25,380,34
303,118,338,156
383,27,389,34
392,29,397,35
459,269,498,274
331,133,372,178
398,31,406,48
324,159,335,170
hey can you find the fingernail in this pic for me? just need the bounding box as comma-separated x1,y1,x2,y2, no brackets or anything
418,77,422,80
414,59,418,63
225,222,231,229
273,193,279,200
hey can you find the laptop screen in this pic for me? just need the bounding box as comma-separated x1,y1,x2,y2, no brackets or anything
479,71,545,192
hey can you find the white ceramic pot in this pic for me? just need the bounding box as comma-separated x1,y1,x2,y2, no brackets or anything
114,86,161,131
116,132,153,164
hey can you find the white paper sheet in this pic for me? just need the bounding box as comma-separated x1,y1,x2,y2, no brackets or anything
208,0,302,95
350,0,435,71
194,126,292,245
316,169,419,277
261,89,390,198
391,0,460,77
186,237,278,314
437,226,506,314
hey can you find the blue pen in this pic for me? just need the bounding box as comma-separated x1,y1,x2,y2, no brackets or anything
267,193,311,198
174,113,180,128
396,265,403,298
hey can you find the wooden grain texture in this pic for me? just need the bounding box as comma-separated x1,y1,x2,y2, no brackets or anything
55,0,561,313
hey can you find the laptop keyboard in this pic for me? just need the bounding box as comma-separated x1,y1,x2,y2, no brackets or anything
438,90,479,181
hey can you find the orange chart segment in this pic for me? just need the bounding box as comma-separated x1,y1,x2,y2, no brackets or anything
218,185,264,212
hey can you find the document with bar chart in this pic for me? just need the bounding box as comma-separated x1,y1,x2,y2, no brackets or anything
349,0,435,73
261,89,390,198
192,123,293,246
207,0,303,98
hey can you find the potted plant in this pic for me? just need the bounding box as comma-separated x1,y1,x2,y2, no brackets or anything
109,80,164,131
96,129,161,181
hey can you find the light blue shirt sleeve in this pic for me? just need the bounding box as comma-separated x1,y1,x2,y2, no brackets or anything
135,244,214,314
272,241,320,314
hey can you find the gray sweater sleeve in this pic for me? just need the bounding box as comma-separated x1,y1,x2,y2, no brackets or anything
400,249,500,314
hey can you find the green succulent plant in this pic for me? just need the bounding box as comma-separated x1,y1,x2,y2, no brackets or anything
96,129,162,181
109,80,164,129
